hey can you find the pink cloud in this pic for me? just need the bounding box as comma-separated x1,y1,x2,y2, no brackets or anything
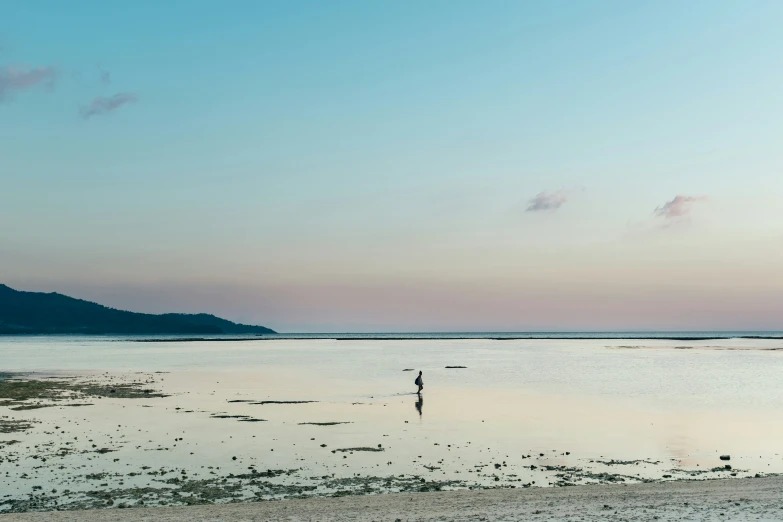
526,189,569,212
653,195,707,219
0,64,58,101
80,92,138,118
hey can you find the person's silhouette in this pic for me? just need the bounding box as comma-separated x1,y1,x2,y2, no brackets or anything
415,371,423,393
415,394,423,417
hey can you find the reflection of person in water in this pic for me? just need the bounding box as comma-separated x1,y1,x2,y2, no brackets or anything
415,394,423,417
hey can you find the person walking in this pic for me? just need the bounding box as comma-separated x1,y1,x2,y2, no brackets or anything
415,371,423,394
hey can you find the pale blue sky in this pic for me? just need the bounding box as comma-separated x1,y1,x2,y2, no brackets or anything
2,1,783,331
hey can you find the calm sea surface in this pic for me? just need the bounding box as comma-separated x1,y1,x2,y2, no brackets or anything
3,333,783,410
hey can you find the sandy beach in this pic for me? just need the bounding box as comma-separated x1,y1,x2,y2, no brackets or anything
3,476,782,521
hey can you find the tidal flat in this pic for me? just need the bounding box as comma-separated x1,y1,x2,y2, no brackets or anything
2,336,783,513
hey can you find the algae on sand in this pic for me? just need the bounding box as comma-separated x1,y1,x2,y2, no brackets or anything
0,374,167,410
210,414,267,422
0,470,464,513
0,418,37,434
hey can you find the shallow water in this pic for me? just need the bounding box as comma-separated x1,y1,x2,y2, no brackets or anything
2,336,783,511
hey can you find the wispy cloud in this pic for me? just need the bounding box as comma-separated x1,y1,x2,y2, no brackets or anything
97,64,111,85
526,189,570,212
653,195,707,220
80,92,138,118
0,64,58,101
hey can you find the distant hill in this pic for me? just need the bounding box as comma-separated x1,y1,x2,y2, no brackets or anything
0,284,276,335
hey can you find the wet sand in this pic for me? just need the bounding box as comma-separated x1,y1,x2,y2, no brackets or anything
3,476,783,521
3,368,772,514
4,337,783,516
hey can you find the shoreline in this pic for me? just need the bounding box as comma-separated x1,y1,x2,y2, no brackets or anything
4,476,782,521
3,332,783,342
132,335,783,342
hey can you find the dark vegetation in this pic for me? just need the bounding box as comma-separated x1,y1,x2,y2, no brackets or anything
0,284,275,335
0,375,168,408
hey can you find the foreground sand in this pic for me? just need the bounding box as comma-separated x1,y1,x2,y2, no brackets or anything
4,476,782,521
